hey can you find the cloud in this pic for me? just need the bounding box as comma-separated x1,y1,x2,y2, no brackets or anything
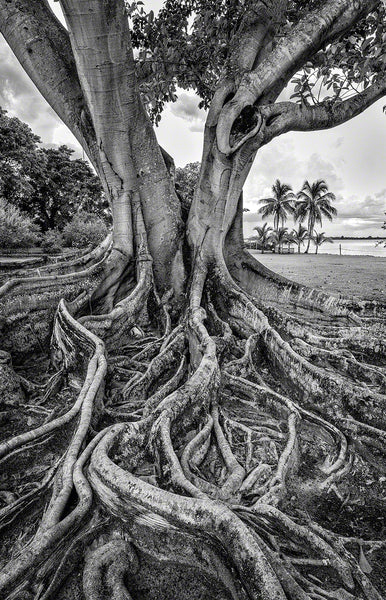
333,136,344,149
304,153,344,192
242,134,386,237
243,137,344,211
243,211,261,223
333,190,386,223
170,92,206,132
0,38,80,150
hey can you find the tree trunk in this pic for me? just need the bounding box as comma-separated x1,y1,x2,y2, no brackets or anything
0,2,385,600
1,132,385,600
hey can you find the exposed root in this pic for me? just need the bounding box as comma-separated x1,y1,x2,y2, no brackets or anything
229,249,371,321
1,236,384,600
118,328,186,406
211,404,246,498
83,538,138,600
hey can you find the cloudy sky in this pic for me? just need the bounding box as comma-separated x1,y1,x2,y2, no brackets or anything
0,1,385,238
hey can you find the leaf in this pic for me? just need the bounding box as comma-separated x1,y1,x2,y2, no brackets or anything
359,545,372,574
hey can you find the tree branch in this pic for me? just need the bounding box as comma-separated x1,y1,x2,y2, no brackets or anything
228,0,288,76
207,1,288,128
0,0,100,168
261,73,386,140
216,0,379,154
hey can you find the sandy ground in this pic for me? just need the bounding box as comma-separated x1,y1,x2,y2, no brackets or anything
249,251,386,303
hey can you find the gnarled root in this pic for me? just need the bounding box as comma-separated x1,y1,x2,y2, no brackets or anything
0,239,384,600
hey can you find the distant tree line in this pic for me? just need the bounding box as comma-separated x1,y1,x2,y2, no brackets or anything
175,164,336,254
254,179,336,254
0,108,110,250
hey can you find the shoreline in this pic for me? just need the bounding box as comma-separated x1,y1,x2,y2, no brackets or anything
249,251,386,303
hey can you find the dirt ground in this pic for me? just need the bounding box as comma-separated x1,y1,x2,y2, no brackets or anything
250,251,386,303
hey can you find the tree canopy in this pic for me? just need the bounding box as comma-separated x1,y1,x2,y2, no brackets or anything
130,0,386,125
0,108,108,231
30,145,108,231
0,3,385,600
0,108,41,205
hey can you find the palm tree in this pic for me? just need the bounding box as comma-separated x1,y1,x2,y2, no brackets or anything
258,179,296,231
289,224,309,254
270,226,290,254
295,179,337,253
311,231,333,254
253,222,273,253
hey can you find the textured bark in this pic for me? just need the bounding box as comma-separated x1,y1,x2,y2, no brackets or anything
0,1,385,600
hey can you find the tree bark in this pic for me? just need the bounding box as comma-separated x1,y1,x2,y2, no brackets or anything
0,2,385,600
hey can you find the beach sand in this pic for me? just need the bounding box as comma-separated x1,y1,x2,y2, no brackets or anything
249,251,386,303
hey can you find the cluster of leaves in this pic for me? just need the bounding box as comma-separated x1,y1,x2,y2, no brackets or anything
40,229,64,254
290,6,386,106
175,161,200,202
251,222,333,254
127,1,386,121
0,199,105,252
29,146,109,231
0,199,40,249
0,109,109,232
0,108,41,203
129,0,257,120
62,211,108,249
175,161,200,219
253,179,337,254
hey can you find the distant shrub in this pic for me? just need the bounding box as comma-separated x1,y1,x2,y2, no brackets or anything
0,199,41,249
62,211,108,248
41,229,63,254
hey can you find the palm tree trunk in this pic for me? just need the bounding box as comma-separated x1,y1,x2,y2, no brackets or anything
305,217,314,254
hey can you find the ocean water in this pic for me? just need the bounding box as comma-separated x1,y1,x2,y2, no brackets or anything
316,239,386,257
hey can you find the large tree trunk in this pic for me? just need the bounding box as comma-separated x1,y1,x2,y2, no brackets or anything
0,1,385,599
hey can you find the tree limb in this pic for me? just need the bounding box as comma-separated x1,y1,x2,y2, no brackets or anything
216,0,380,154
207,1,288,128
261,72,386,140
228,0,288,76
0,0,100,169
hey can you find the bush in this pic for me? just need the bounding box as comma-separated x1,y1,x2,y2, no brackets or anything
0,199,41,249
41,229,63,254
62,211,108,248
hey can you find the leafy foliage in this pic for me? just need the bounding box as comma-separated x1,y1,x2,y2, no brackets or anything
289,224,309,253
258,180,296,231
295,179,337,252
270,226,291,252
175,161,200,200
289,6,386,106
295,180,337,227
253,222,273,253
0,108,41,205
128,1,386,121
62,211,108,249
41,229,64,254
311,230,334,253
0,109,108,231
0,199,41,249
29,146,108,231
130,0,244,119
